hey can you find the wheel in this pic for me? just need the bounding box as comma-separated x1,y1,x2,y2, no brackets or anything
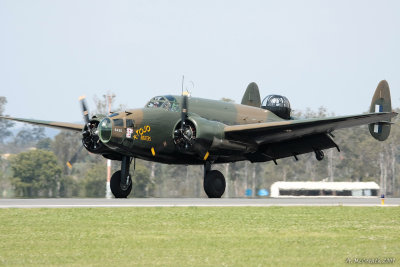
204,170,226,198
315,150,324,161
110,170,132,198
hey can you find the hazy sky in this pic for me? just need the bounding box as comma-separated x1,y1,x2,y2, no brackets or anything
1,0,399,124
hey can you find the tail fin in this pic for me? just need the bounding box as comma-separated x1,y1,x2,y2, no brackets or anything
241,82,261,107
369,80,392,141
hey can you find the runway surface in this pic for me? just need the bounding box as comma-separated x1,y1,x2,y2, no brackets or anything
0,197,399,208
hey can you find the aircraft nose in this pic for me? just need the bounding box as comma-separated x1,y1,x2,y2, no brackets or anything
98,117,112,143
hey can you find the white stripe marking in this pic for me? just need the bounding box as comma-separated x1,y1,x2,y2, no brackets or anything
374,124,380,133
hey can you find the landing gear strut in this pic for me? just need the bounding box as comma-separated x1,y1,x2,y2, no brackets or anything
315,150,324,161
110,156,133,198
203,162,226,198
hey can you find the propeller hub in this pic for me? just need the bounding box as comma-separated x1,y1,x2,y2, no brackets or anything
173,121,196,151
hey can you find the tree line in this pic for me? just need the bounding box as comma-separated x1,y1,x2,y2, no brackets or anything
0,96,399,198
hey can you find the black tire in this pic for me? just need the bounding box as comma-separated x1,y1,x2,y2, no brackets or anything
204,170,226,198
110,170,132,198
315,150,324,161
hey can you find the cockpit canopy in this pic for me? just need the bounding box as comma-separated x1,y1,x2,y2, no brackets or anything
261,95,291,119
145,95,180,112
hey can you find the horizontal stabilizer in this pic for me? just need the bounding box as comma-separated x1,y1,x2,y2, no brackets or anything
369,80,392,141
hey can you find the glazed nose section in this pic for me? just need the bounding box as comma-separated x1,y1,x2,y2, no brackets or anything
98,117,112,143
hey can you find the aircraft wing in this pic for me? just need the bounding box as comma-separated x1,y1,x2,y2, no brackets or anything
224,112,397,145
0,116,84,132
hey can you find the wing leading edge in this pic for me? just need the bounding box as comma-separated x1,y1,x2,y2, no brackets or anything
0,116,84,132
224,112,397,145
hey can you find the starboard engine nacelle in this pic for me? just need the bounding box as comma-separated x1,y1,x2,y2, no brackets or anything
173,116,226,159
369,80,393,141
173,116,250,160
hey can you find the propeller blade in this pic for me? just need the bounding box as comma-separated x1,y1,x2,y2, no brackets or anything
181,93,188,131
66,145,84,169
79,96,90,124
175,92,210,160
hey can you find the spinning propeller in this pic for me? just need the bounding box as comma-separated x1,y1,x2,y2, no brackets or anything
80,96,101,151
173,93,195,150
67,96,102,169
173,93,210,161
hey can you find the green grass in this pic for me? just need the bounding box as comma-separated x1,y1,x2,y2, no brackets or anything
0,207,399,266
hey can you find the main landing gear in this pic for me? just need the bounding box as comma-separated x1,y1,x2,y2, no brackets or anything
203,162,226,198
110,156,133,198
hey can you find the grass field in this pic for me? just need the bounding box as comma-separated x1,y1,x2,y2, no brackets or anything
0,207,399,266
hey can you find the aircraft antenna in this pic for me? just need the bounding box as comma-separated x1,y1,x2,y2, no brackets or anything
186,81,194,96
181,75,185,95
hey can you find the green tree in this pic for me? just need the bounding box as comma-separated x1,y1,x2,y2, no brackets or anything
10,150,62,197
0,156,13,197
59,175,80,197
10,126,46,153
82,162,107,197
0,97,14,144
15,126,45,145
51,131,84,174
131,164,154,197
36,137,52,150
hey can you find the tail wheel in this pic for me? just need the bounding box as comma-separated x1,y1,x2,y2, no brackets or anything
204,170,226,198
315,150,324,161
110,170,132,198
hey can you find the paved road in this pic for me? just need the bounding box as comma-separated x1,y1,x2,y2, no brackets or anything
0,197,399,208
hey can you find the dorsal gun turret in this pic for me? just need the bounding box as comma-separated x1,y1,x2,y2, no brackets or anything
261,95,291,120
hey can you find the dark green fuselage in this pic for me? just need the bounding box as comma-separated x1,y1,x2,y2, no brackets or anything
101,95,283,164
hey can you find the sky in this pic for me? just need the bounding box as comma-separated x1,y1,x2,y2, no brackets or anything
1,0,399,126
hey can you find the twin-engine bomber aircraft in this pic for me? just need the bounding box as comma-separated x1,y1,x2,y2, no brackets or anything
1,80,397,198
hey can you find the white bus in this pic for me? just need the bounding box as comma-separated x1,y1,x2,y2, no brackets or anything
270,181,379,197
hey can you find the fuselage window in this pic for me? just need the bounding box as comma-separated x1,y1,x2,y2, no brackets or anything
126,119,134,128
113,119,124,127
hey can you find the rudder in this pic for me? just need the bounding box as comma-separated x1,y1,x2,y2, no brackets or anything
241,82,261,107
369,80,392,141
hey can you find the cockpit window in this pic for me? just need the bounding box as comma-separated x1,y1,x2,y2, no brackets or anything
146,95,180,112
